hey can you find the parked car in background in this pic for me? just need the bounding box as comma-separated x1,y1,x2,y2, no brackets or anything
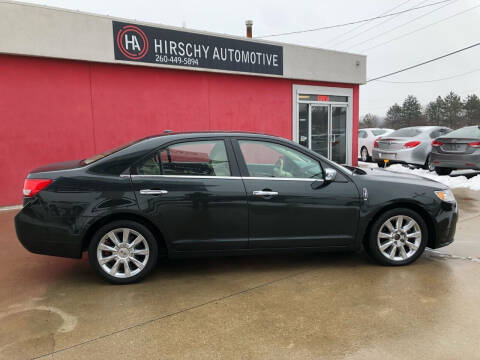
358,128,394,162
15,131,458,284
372,126,451,170
431,125,480,175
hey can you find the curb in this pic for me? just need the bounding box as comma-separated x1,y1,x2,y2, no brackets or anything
0,205,22,212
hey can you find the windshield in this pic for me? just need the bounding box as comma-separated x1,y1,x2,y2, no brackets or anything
388,128,423,137
442,126,480,139
82,140,138,165
371,129,390,136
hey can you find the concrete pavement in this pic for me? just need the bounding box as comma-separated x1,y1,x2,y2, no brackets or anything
0,189,479,360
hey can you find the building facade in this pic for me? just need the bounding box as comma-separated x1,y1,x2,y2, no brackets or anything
0,1,366,206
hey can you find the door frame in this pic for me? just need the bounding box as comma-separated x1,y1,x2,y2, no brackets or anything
292,84,353,165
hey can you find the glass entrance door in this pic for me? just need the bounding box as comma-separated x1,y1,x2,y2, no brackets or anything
298,104,348,164
310,105,329,158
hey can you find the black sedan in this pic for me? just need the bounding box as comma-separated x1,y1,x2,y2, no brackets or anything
431,125,480,175
15,132,458,284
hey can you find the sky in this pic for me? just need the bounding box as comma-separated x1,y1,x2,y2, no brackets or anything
20,0,480,118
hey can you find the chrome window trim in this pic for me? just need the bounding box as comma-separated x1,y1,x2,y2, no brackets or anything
127,174,319,182
244,176,319,182
129,175,242,180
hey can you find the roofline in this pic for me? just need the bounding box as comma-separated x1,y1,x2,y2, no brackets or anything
141,130,283,140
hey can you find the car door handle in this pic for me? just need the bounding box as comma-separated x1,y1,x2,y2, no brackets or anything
139,189,168,195
253,190,279,196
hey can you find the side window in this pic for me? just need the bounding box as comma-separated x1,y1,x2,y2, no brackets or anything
359,130,367,139
136,140,231,177
238,140,322,179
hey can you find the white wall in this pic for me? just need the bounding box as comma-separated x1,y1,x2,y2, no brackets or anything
0,1,366,84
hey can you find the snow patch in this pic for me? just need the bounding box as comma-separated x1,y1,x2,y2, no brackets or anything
358,162,480,191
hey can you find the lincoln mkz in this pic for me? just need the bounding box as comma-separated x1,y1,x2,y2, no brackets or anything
15,132,458,284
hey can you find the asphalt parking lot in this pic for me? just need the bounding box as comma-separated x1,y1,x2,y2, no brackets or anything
1,189,479,360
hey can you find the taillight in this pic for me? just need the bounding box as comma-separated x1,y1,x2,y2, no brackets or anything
23,179,53,197
373,137,381,148
432,140,443,147
468,141,480,148
403,141,421,149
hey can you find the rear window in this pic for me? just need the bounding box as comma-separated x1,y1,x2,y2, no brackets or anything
388,128,422,137
442,126,480,139
371,129,389,136
135,140,231,177
82,140,138,165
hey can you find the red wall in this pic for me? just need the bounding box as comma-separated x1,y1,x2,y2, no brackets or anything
0,54,359,206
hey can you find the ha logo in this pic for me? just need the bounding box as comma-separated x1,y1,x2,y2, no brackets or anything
116,25,149,60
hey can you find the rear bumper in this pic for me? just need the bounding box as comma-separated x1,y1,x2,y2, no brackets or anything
431,152,480,170
14,203,83,259
372,147,427,166
430,201,458,249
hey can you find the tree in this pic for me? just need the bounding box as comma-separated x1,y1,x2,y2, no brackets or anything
442,91,463,129
463,94,480,126
401,95,422,127
381,91,480,130
425,96,444,126
385,103,402,129
360,113,378,128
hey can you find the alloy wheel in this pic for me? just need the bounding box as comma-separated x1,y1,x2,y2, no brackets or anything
96,228,150,278
427,155,435,172
376,215,421,262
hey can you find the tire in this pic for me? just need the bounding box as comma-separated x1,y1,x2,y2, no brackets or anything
435,167,453,176
377,161,386,168
88,220,159,284
424,154,435,171
360,147,370,162
365,208,428,266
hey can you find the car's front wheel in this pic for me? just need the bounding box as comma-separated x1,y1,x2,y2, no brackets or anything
366,208,427,266
88,220,158,284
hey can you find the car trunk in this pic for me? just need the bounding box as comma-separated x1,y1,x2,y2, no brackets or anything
29,160,83,174
436,138,478,154
376,137,408,151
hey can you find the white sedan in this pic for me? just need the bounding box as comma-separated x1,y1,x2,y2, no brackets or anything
358,128,394,162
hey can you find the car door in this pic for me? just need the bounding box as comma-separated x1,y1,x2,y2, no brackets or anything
130,137,248,251
232,138,361,249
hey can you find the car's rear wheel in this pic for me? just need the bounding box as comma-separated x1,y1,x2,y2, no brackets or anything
435,167,453,176
88,220,158,284
366,208,427,266
424,154,435,171
360,147,370,162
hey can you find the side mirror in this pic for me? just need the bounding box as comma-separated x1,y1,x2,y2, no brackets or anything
324,168,337,182
311,168,337,189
